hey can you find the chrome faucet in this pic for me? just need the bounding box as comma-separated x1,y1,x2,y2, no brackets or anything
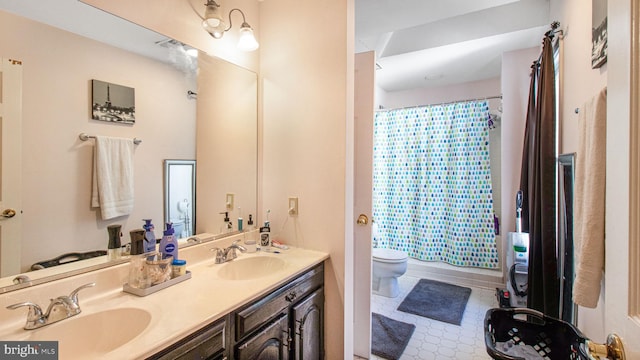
6,282,95,330
210,240,247,264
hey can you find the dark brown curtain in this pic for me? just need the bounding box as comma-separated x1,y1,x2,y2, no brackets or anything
520,35,559,317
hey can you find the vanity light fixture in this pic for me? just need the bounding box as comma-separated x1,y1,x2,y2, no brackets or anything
202,0,259,51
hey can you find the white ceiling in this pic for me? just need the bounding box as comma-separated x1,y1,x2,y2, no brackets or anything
356,0,551,92
0,0,551,93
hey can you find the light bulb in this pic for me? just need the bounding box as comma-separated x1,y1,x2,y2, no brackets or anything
210,27,226,39
185,48,198,57
237,24,259,51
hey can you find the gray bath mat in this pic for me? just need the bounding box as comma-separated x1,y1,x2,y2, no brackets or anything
397,279,471,325
371,313,415,360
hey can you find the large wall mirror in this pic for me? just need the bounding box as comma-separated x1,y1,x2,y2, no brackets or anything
0,2,258,292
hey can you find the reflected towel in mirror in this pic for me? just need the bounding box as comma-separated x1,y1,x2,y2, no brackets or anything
91,136,134,220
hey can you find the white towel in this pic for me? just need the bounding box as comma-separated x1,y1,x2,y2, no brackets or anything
91,136,135,220
573,87,606,308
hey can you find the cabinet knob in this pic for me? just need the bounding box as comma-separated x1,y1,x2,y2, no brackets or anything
285,291,297,302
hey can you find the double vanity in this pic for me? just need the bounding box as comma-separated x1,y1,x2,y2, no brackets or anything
0,233,328,359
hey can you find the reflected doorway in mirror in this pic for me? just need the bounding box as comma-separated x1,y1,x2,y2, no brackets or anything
164,160,196,239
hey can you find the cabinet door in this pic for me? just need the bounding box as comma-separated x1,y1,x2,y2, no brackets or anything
292,288,324,360
147,316,227,360
235,313,290,360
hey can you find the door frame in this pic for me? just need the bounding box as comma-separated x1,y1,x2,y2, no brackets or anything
0,57,23,277
353,51,376,358
604,0,640,356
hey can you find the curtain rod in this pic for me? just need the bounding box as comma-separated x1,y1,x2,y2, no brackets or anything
376,95,502,112
534,21,562,66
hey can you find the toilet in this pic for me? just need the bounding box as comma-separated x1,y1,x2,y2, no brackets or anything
372,248,408,298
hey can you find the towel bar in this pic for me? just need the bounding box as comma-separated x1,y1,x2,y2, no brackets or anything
79,132,142,145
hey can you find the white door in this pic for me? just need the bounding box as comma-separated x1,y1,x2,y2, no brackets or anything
604,1,640,358
353,51,375,357
0,57,23,277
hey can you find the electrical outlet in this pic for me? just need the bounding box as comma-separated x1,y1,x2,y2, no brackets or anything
288,197,299,216
226,193,234,210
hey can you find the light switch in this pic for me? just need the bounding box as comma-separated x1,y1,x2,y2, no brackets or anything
226,193,234,210
288,197,299,216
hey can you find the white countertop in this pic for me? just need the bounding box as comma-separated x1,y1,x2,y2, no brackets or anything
0,233,329,359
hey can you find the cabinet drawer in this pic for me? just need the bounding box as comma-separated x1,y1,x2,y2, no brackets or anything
148,315,227,360
234,263,324,341
235,313,290,360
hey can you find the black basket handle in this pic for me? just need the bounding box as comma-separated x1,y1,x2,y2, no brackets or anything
484,308,549,360
508,307,545,322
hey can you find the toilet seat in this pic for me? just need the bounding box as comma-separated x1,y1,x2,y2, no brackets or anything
372,248,408,263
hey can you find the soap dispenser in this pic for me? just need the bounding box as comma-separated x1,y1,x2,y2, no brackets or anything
220,211,233,233
244,214,257,252
129,229,146,255
247,214,255,230
159,223,178,260
142,219,157,254
107,225,122,260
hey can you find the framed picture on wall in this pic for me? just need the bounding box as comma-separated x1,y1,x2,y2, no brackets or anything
91,79,136,124
591,0,607,69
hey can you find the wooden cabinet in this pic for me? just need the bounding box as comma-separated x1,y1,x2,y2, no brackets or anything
233,263,324,360
148,263,324,360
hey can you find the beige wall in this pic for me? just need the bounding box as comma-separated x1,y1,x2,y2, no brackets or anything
0,11,196,271
259,0,351,357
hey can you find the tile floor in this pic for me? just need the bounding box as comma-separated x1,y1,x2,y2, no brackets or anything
358,274,498,360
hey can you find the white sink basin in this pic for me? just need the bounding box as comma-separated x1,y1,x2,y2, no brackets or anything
26,307,151,359
217,256,287,280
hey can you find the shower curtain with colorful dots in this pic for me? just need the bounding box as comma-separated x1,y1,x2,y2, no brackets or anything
373,100,499,268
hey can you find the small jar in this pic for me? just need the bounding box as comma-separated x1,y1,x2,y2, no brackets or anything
171,259,187,278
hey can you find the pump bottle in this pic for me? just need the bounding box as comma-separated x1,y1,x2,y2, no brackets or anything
159,223,178,260
220,212,233,233
142,219,157,254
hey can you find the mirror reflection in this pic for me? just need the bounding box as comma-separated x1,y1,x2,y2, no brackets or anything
164,160,196,238
0,3,257,292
